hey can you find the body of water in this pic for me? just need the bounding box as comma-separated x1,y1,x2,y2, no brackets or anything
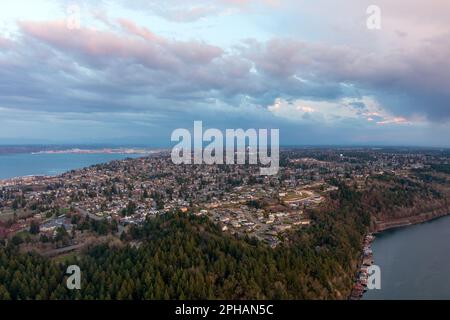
364,214,450,299
0,153,145,180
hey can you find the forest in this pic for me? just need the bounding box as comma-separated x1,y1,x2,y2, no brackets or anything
0,184,370,300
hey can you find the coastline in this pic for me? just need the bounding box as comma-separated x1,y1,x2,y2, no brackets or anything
30,147,162,155
350,208,450,300
349,233,375,300
0,151,162,183
373,206,450,233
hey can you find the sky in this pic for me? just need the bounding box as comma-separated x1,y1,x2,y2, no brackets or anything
0,0,449,147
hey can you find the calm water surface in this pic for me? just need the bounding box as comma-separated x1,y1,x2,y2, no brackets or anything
364,214,450,299
0,153,144,180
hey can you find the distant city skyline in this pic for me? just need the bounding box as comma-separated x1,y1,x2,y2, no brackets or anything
1,1,449,146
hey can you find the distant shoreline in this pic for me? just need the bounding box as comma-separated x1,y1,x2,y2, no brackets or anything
31,147,163,155
0,152,159,183
0,145,168,156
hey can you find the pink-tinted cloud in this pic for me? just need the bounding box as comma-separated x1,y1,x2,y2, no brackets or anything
116,18,223,64
10,8,450,124
19,20,223,69
117,18,160,42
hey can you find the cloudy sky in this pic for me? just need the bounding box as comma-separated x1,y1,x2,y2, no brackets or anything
0,0,449,146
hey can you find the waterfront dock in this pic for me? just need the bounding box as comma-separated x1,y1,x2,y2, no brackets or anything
349,234,375,300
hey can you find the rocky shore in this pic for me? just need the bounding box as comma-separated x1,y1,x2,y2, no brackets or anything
373,206,450,233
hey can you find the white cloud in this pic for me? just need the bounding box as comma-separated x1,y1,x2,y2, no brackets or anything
267,96,421,126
